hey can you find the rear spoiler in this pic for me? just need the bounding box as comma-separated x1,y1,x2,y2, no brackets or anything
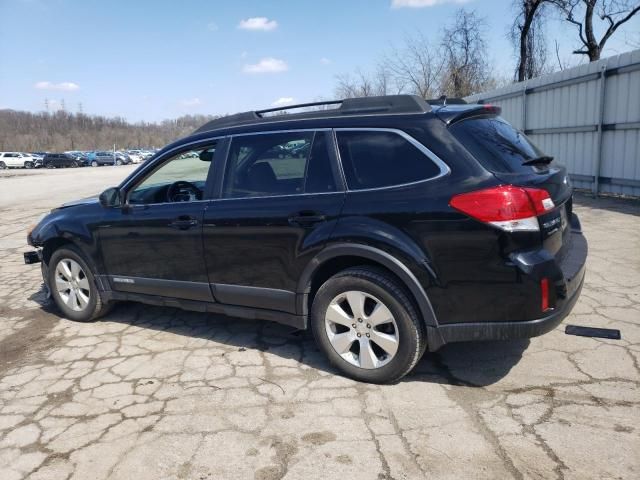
435,104,502,125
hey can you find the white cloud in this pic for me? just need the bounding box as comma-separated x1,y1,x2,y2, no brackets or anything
320,57,331,65
238,17,278,31
180,98,202,107
271,97,295,107
391,0,472,7
243,57,288,74
34,81,80,91
207,22,218,31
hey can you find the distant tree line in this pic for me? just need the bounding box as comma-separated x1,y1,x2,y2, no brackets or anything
0,109,218,152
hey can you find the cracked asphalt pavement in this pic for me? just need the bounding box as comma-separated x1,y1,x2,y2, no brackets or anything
1,166,639,479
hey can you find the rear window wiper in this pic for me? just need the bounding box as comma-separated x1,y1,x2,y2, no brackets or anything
522,155,554,166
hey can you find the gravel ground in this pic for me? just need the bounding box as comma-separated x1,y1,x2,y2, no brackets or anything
0,165,639,480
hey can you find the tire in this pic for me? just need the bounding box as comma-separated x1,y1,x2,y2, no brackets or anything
46,162,54,169
115,159,123,166
0,161,6,170
311,266,425,384
91,161,98,167
71,161,79,168
25,161,34,169
47,245,111,322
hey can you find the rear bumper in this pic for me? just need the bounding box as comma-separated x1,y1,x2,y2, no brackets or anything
429,267,584,349
427,220,588,351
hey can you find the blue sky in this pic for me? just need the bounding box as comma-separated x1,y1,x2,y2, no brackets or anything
1,0,638,122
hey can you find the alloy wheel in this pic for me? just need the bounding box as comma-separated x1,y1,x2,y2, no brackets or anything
54,258,91,312
324,290,399,369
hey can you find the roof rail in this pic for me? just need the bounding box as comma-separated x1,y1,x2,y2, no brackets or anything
193,95,430,134
426,96,468,106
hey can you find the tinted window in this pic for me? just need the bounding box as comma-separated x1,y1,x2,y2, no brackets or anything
336,131,441,190
223,131,336,198
450,116,548,174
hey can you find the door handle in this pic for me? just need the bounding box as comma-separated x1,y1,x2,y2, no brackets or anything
169,216,199,230
288,211,327,227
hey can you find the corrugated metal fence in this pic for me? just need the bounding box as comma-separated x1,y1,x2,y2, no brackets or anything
466,49,640,197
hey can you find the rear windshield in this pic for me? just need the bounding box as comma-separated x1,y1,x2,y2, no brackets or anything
450,116,548,174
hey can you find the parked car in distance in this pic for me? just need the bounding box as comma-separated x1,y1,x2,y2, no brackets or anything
0,152,37,169
30,153,45,168
42,153,81,168
65,151,90,166
86,151,114,167
25,95,588,384
115,152,133,165
126,150,144,163
86,151,130,166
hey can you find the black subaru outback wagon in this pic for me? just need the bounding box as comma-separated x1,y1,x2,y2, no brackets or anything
25,95,587,383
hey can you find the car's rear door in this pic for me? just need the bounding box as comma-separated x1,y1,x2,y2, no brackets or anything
98,139,225,301
202,129,345,314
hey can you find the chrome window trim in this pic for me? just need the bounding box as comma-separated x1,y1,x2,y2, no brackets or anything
333,127,451,192
119,136,225,207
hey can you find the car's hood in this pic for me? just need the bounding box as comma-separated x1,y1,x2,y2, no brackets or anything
59,195,100,209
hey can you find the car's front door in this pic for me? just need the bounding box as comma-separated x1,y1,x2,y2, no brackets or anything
5,153,20,167
202,130,345,313
99,139,223,301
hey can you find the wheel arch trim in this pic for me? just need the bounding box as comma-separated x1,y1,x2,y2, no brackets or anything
298,243,439,327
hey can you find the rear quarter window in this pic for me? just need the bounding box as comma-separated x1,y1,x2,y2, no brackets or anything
336,130,442,190
450,116,548,174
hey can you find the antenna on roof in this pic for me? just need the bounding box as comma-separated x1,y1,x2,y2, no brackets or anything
439,95,447,106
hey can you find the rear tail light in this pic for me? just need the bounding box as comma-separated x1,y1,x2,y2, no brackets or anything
541,278,551,312
449,185,554,232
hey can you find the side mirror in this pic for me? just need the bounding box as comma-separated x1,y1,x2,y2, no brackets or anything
99,187,122,208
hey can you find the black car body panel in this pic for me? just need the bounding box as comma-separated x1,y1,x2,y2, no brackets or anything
26,95,588,350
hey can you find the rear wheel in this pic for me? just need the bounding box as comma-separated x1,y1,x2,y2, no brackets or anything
311,267,425,384
0,161,6,169
46,162,54,169
48,246,111,322
91,161,98,167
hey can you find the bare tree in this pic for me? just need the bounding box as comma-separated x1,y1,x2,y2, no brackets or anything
334,64,398,98
551,0,640,61
440,9,492,97
512,1,551,81
385,33,444,98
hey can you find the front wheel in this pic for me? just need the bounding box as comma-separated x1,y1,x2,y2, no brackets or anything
48,246,111,322
115,159,123,166
24,161,34,169
311,267,425,384
91,161,98,167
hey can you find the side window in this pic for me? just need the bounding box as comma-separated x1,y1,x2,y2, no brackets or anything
223,131,336,198
336,130,442,190
128,144,216,205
